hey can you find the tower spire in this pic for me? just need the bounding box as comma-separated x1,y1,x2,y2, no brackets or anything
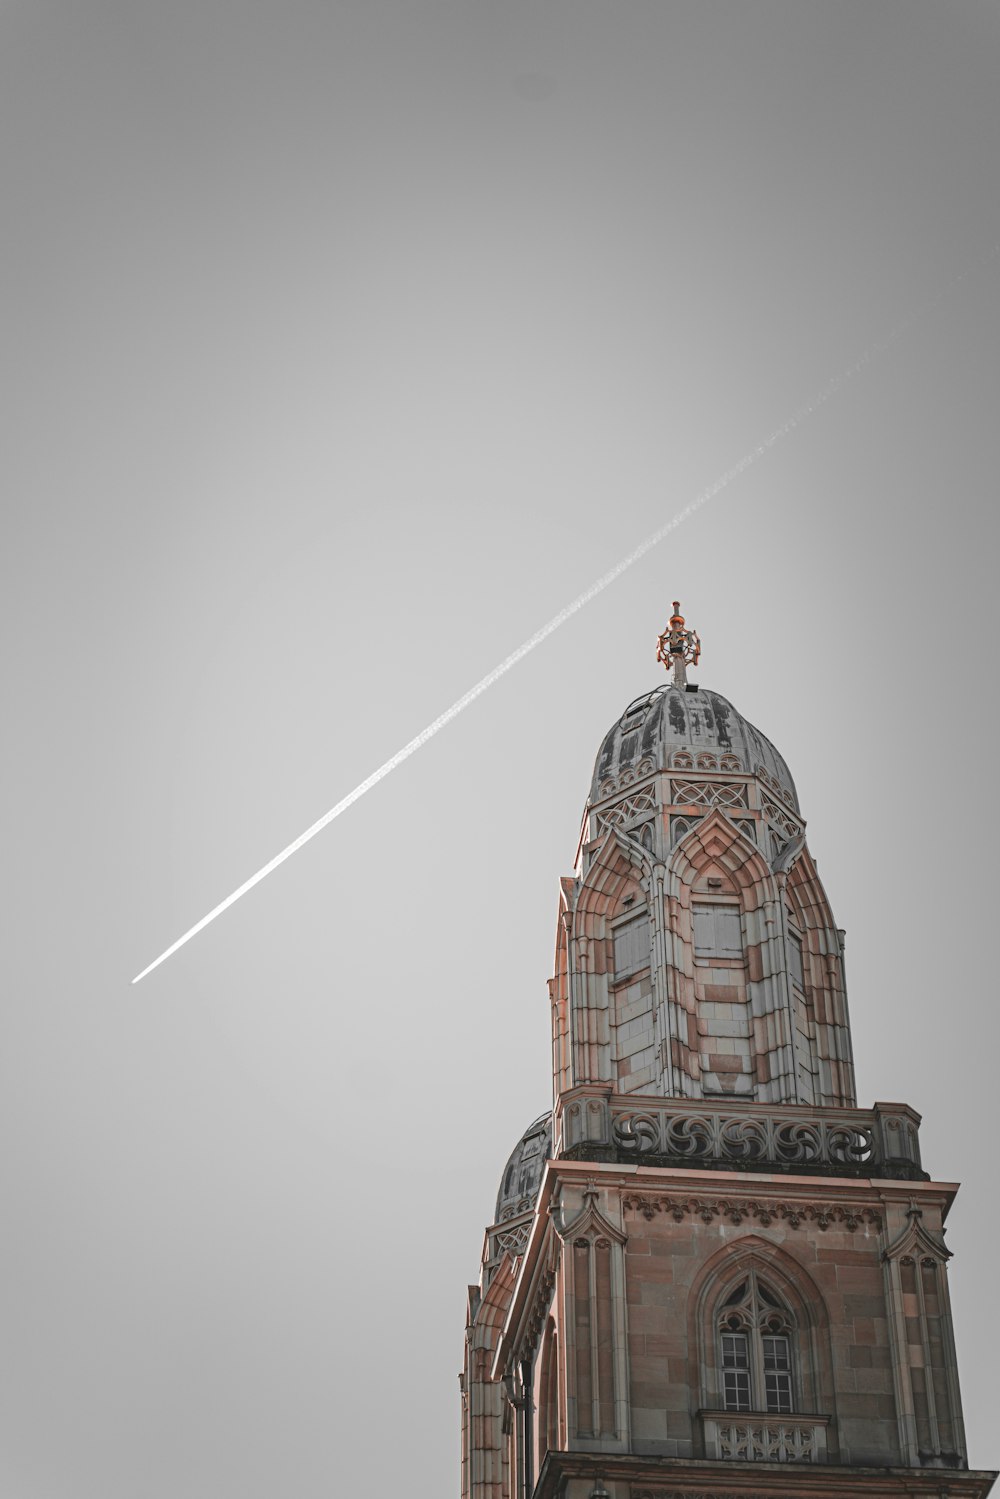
656,599,701,688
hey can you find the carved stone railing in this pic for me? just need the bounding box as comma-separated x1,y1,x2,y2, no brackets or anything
557,1088,924,1180
701,1411,830,1463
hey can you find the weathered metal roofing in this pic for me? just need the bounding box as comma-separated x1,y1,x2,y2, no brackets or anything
589,684,798,812
494,1111,552,1224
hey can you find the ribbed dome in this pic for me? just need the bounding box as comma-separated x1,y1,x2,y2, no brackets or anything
590,684,798,812
494,1112,552,1223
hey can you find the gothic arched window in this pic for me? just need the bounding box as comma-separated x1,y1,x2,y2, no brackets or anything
718,1271,796,1414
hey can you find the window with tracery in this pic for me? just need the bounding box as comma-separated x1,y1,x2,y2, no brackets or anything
718,1272,795,1414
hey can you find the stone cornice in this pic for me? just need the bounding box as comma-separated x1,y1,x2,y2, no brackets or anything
532,1450,998,1499
534,1154,957,1209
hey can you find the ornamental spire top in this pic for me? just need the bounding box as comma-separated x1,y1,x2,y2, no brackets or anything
656,601,700,688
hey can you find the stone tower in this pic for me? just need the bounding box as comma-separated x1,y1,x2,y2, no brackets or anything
460,610,995,1499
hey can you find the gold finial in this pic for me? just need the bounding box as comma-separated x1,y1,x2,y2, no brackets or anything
656,600,701,688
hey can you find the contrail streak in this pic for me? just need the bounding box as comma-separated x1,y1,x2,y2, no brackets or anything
132,245,998,984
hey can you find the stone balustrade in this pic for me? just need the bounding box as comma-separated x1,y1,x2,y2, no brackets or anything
701,1411,830,1463
557,1088,925,1180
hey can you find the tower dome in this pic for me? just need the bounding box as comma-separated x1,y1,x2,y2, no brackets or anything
494,1112,552,1223
590,683,799,813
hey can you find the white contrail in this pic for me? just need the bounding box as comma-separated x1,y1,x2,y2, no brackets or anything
132,246,998,984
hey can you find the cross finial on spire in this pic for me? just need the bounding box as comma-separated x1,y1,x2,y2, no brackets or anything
656,601,701,687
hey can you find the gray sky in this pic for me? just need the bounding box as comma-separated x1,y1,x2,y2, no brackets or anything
3,3,999,1493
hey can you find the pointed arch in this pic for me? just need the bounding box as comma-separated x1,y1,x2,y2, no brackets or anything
534,1315,562,1473
784,843,836,929
566,828,664,1092
668,807,779,907
782,843,857,1107
576,825,653,926
690,1233,830,1338
883,1205,951,1265
663,811,779,1099
688,1235,837,1435
554,1183,628,1247
573,828,654,984
664,812,852,1106
550,880,575,1099
470,1253,518,1354
553,1186,630,1446
464,1256,518,1499
882,1206,964,1465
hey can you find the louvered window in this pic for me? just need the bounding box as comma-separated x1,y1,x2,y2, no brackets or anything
693,903,743,958
613,913,649,977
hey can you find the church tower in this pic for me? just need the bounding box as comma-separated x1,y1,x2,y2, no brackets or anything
460,608,995,1499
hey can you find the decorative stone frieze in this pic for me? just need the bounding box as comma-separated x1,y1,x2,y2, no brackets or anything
595,788,659,837
520,1268,556,1359
632,1492,776,1499
633,1493,775,1499
760,794,801,841
614,1106,875,1166
701,1412,830,1463
671,780,750,810
621,1192,882,1232
558,1091,925,1180
490,1222,531,1260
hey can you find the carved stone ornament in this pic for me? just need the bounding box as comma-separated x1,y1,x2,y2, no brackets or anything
882,1201,951,1263
621,1193,882,1232
595,787,658,835
612,1108,879,1169
632,1491,778,1499
554,1180,628,1245
492,1223,531,1259
520,1267,555,1359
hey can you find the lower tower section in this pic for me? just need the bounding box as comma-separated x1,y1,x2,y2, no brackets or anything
463,1106,994,1498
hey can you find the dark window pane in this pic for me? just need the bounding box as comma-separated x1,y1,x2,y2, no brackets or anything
721,1333,749,1369
723,1370,752,1412
765,1372,793,1413
763,1335,790,1371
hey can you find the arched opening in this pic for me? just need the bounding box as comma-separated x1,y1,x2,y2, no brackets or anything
784,848,856,1108
690,1236,835,1423
534,1316,560,1473
573,829,656,1092
717,1270,796,1414
670,812,777,1099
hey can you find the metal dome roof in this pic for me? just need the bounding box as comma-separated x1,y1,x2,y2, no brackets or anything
494,1112,552,1224
590,684,799,812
